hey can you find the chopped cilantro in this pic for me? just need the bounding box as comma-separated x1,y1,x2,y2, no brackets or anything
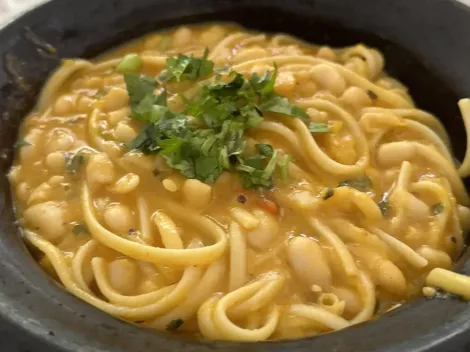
260,94,309,120
72,224,88,235
122,54,311,188
338,175,372,192
14,139,31,150
65,151,86,176
124,73,157,108
256,143,274,157
158,49,214,82
377,193,390,216
116,53,143,74
431,203,444,215
166,318,184,331
308,122,330,133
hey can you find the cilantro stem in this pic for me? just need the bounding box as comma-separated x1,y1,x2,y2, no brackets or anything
116,54,143,73
262,149,278,179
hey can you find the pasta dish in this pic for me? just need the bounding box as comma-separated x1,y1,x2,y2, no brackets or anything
8,24,470,341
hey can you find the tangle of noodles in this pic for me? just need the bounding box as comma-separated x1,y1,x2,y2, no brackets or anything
8,23,470,341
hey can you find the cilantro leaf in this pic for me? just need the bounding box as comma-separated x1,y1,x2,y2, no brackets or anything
250,63,277,96
260,94,309,120
431,203,444,215
194,155,221,183
158,49,214,82
308,122,330,133
65,150,87,175
338,175,372,192
166,319,184,331
14,139,31,150
377,193,390,216
72,224,88,235
124,73,157,108
256,143,274,157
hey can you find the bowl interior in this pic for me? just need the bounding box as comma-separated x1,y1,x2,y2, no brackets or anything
0,1,470,352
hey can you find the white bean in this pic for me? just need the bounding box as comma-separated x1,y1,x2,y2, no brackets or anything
107,258,139,294
416,246,452,269
230,207,260,230
108,107,131,126
16,182,31,202
23,201,66,241
341,87,372,110
316,46,337,61
274,71,296,96
182,179,212,208
200,26,226,47
45,151,66,173
311,64,346,95
287,236,332,289
45,129,75,154
27,182,52,205
246,209,279,250
108,173,140,194
101,87,129,112
114,121,137,143
54,94,77,115
86,153,115,186
172,27,192,47
331,286,362,316
104,204,134,234
371,259,407,296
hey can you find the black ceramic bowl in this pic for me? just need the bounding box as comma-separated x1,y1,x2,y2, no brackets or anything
1,0,470,351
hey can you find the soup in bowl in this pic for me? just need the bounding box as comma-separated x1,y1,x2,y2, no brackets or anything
8,23,470,341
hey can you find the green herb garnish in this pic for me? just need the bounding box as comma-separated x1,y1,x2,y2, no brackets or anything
65,151,86,175
123,55,310,189
72,224,88,235
158,49,214,82
308,122,330,133
377,193,390,216
431,203,444,215
116,53,143,74
256,143,274,157
166,318,184,331
14,139,31,150
338,175,372,192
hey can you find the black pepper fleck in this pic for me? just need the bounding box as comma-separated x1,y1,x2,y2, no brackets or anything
236,194,247,204
48,331,55,336
229,154,238,165
451,237,457,243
